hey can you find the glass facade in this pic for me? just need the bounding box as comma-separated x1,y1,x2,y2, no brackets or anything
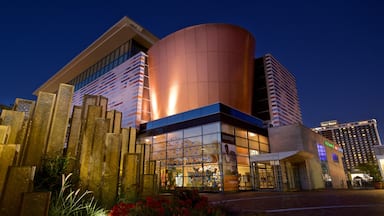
139,121,269,192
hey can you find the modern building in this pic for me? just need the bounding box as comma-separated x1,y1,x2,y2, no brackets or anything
313,119,382,172
34,16,159,128
148,23,255,119
34,16,346,192
261,124,346,191
253,54,303,127
138,103,268,192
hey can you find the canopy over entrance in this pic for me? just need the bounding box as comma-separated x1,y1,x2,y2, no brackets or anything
250,150,314,163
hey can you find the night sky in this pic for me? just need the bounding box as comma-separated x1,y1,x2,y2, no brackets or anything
1,1,383,140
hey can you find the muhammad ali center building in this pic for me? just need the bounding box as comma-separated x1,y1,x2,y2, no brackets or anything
35,16,346,192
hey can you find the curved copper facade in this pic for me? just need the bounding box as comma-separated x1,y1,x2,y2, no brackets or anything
148,24,255,119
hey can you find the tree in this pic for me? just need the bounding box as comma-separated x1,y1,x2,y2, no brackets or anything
356,163,382,182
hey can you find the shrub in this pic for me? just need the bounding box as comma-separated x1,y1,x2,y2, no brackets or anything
109,189,227,216
49,173,108,216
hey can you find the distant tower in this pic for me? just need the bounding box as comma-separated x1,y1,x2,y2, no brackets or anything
313,119,383,171
252,54,302,127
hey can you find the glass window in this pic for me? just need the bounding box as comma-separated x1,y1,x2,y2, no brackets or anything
332,153,339,163
221,133,235,144
152,142,166,152
168,148,183,159
221,123,234,135
203,122,220,134
236,146,248,157
153,134,166,143
167,139,182,150
184,126,202,138
236,137,247,147
184,136,202,147
259,135,268,144
317,144,327,161
152,150,166,160
203,133,219,145
260,143,269,153
235,128,247,138
167,130,183,141
249,140,259,150
248,132,258,141
185,156,202,165
184,146,201,157
203,144,219,163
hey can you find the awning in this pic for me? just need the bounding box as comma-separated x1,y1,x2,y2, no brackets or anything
250,150,314,163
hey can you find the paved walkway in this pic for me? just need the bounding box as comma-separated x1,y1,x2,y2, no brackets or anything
202,189,384,215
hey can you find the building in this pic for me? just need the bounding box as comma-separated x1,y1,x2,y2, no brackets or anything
34,16,159,128
260,124,346,191
35,16,346,192
253,54,303,127
138,103,268,192
148,23,255,119
313,119,382,172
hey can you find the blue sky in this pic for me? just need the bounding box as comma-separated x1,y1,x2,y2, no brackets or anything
1,0,383,139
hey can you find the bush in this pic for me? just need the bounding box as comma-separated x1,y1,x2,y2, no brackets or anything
109,189,227,216
49,173,108,216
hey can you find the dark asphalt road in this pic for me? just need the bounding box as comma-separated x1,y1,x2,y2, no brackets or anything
203,189,384,215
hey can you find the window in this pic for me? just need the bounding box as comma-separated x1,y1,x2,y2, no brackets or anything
332,153,339,163
317,144,327,161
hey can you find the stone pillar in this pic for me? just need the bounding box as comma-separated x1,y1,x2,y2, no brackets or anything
0,144,19,197
0,110,25,144
66,105,82,172
0,125,10,144
142,174,156,197
12,98,35,119
107,110,122,134
46,83,74,157
121,153,140,201
20,192,51,216
127,127,137,154
0,166,35,216
22,92,56,166
88,118,109,199
79,105,102,188
81,95,108,120
102,133,121,209
12,98,35,165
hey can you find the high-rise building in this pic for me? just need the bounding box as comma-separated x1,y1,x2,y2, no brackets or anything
313,119,383,171
253,54,302,127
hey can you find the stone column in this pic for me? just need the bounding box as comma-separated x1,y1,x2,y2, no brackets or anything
20,192,51,216
12,98,35,165
0,125,10,144
81,95,108,120
0,166,35,216
46,83,74,157
0,144,19,197
79,105,102,188
102,133,121,209
0,110,25,145
107,110,122,134
22,92,56,166
121,153,140,201
66,105,82,171
88,118,109,199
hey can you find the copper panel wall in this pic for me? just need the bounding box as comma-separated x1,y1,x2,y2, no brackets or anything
148,24,255,119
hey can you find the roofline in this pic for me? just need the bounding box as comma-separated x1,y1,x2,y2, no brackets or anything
34,16,159,95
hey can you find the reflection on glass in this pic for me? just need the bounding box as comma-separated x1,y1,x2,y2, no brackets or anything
203,122,220,134
235,128,247,138
184,126,202,138
203,133,219,145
